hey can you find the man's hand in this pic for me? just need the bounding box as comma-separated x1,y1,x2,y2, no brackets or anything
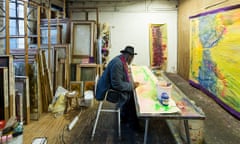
134,82,140,89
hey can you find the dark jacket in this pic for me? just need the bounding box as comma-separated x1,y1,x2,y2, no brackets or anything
96,55,133,100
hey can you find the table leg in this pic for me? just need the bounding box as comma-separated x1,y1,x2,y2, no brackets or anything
183,120,191,144
144,119,149,144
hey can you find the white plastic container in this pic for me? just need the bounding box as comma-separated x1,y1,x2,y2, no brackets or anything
84,90,94,107
156,81,172,98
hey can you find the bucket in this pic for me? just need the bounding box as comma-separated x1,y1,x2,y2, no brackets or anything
179,120,204,144
156,81,172,99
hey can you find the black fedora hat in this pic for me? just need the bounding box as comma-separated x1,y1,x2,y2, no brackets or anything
120,46,137,55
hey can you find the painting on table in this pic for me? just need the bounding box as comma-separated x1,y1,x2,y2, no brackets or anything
131,66,180,114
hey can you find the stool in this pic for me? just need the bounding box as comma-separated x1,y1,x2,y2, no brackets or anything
64,91,79,113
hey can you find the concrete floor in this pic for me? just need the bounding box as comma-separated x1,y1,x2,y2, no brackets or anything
61,72,240,144
166,73,240,144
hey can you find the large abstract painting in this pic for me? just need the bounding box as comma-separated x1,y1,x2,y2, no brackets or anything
149,24,167,70
189,5,240,119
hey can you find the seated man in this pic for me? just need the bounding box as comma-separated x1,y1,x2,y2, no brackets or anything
96,45,140,131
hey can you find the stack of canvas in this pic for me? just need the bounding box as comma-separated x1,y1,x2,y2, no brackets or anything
0,67,9,121
0,55,15,121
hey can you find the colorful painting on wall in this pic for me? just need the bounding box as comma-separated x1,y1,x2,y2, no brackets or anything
189,4,240,119
149,24,167,70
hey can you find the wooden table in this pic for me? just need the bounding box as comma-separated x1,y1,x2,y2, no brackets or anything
131,66,205,144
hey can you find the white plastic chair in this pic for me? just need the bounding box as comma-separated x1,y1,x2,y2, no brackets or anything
91,75,121,141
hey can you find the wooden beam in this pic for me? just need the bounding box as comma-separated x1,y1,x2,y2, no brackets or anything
47,7,53,99
63,0,66,18
5,0,9,54
48,8,51,72
24,2,29,77
37,6,41,49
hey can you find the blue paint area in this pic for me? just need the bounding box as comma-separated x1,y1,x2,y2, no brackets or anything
198,50,217,95
198,15,224,48
197,15,225,95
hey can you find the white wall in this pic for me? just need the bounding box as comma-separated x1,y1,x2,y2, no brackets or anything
98,11,177,72
72,0,178,73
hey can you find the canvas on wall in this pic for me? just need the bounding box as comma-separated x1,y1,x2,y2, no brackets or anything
149,24,167,70
189,4,240,119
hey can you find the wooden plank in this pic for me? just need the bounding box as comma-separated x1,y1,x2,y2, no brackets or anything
48,8,52,75
63,0,66,18
41,50,53,112
25,76,30,124
39,51,47,113
37,6,41,49
5,0,9,54
24,1,29,77
34,54,42,120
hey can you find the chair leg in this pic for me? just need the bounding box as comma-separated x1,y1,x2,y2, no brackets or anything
117,108,121,140
91,101,103,141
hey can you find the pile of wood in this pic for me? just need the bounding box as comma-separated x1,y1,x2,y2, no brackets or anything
0,46,70,123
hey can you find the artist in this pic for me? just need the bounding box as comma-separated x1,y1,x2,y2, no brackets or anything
96,45,141,131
